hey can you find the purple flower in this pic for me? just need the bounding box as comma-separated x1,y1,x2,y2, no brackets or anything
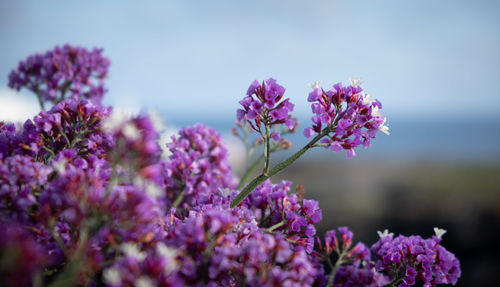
163,124,237,209
304,80,389,158
334,265,389,287
18,97,113,162
237,78,296,138
8,44,110,107
103,113,161,174
241,180,322,253
0,155,50,222
371,230,461,286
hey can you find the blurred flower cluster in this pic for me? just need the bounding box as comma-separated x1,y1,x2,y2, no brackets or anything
8,44,109,108
0,45,460,286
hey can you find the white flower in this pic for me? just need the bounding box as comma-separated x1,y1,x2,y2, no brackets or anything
349,76,364,87
377,229,393,238
121,243,146,261
362,93,374,105
102,110,129,133
52,159,67,174
146,182,164,198
103,268,122,285
122,122,141,140
133,177,164,198
156,243,179,273
379,117,390,135
135,276,155,287
371,106,382,117
307,81,321,90
149,109,164,132
218,187,231,198
434,227,447,239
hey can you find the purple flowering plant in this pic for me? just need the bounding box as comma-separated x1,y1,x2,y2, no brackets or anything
0,45,460,286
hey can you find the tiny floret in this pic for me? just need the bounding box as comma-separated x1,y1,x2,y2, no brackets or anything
377,229,393,238
103,268,122,285
349,76,364,87
434,227,447,238
121,243,146,261
379,117,390,135
308,80,321,90
135,276,155,287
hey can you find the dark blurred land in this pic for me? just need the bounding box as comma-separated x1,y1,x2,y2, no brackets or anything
272,159,500,287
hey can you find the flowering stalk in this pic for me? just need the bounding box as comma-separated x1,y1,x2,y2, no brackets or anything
264,124,271,175
231,127,329,207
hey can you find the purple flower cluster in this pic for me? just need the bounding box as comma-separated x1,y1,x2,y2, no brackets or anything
0,46,460,287
0,122,19,158
242,180,322,252
163,124,236,209
0,155,50,221
304,80,389,157
318,227,371,266
28,97,113,161
313,226,389,286
103,113,162,178
333,265,389,287
103,242,184,287
162,205,317,286
8,44,110,107
371,231,461,286
237,78,296,133
0,97,112,162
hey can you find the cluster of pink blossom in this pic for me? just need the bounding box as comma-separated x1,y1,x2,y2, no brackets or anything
0,45,460,286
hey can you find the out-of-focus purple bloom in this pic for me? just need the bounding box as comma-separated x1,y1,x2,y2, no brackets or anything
8,44,110,106
103,113,162,178
333,265,389,287
0,122,23,158
0,155,50,222
102,242,184,287
163,124,237,210
0,221,48,287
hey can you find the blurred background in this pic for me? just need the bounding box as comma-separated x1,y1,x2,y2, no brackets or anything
1,0,499,285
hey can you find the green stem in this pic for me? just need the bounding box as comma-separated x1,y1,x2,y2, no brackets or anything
59,130,71,147
33,86,45,111
237,154,264,190
42,146,56,162
327,258,336,287
264,125,271,175
171,191,185,208
327,250,346,287
230,128,329,208
266,220,285,232
384,276,403,287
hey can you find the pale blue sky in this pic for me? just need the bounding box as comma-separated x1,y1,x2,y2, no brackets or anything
1,0,499,122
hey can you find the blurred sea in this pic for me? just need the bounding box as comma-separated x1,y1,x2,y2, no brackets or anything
161,114,500,164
